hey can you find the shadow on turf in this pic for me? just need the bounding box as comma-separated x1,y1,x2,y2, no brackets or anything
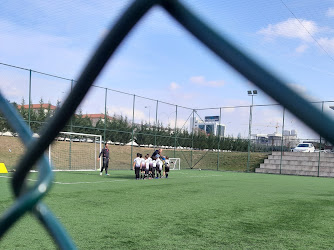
64,171,139,180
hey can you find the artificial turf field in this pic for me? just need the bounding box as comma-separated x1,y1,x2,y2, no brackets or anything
1,170,334,249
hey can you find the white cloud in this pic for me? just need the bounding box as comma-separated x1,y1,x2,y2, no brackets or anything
107,106,145,120
257,18,320,42
0,77,27,102
166,81,197,105
326,7,334,17
169,82,180,90
189,76,225,87
295,44,309,53
0,20,86,77
169,118,189,129
318,37,334,54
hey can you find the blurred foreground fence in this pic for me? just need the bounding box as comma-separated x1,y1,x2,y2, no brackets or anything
2,0,334,249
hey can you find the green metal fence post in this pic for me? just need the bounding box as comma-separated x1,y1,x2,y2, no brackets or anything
318,101,324,177
280,107,285,174
69,134,72,170
131,95,135,169
104,88,107,142
217,108,222,171
154,100,158,149
70,80,74,132
69,80,74,170
191,109,194,169
28,69,32,129
174,105,178,158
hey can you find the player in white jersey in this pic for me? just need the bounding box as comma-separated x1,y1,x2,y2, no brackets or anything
164,156,170,178
146,154,153,179
133,153,142,180
140,154,146,179
145,154,152,179
156,158,163,178
152,159,157,178
144,155,150,179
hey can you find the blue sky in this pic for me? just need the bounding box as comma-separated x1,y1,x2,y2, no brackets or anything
1,0,334,139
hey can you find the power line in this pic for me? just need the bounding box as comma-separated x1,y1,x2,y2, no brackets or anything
279,0,334,63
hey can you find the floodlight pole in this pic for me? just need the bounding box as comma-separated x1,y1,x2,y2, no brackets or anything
247,90,257,172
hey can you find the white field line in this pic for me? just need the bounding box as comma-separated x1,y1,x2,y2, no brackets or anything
177,172,224,177
0,176,37,182
53,180,127,185
0,175,126,185
187,175,224,178
0,172,225,185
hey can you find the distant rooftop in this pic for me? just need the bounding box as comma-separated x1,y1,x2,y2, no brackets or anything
17,104,57,110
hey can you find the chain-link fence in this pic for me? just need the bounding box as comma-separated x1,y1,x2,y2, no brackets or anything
1,61,334,173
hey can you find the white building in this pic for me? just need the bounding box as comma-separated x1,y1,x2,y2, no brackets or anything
190,116,225,137
254,129,298,148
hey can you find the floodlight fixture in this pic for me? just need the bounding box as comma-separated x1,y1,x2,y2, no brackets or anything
247,90,258,96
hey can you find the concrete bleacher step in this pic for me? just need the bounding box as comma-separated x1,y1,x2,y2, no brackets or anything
256,167,334,177
259,163,334,172
264,159,334,167
268,155,334,162
255,151,334,177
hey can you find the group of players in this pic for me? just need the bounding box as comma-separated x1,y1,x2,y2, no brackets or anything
133,149,170,180
98,145,170,179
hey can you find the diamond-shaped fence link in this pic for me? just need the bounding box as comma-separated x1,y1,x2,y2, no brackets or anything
1,0,334,248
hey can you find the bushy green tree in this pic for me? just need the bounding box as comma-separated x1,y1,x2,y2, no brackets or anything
0,99,13,132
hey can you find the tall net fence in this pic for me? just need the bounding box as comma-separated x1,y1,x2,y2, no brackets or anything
2,0,334,248
1,63,334,172
1,63,334,173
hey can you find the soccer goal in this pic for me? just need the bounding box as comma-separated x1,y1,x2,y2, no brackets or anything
169,158,181,170
47,132,102,171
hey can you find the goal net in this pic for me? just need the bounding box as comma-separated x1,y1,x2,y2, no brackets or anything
48,132,102,171
169,158,181,170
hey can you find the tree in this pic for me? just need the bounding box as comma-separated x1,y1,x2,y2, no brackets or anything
72,109,93,134
0,99,13,132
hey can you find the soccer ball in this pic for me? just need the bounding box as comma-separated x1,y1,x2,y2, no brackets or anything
199,168,201,171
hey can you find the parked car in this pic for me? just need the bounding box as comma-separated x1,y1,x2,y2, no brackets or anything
292,143,315,152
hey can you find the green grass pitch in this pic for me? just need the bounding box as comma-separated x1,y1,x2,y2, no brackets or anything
1,170,334,249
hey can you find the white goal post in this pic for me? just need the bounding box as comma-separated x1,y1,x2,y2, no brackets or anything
169,158,181,170
48,132,102,171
